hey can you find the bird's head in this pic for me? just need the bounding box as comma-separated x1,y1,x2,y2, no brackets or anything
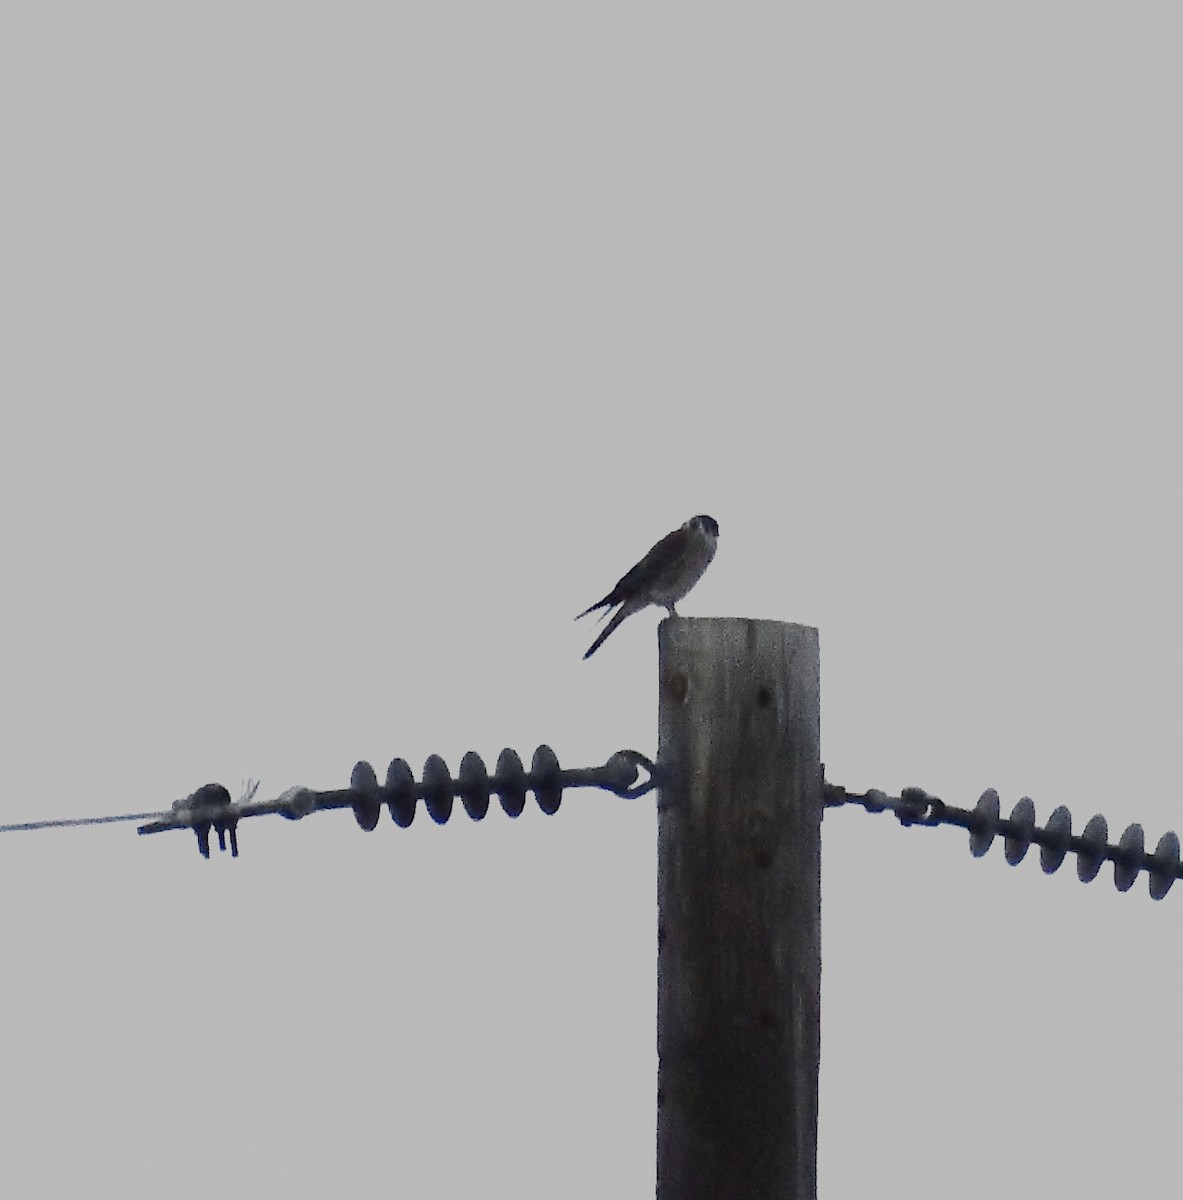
688,514,719,539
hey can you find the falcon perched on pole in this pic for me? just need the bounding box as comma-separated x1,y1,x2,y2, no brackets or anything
576,515,719,659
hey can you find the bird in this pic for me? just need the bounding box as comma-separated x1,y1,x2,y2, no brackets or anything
576,515,719,659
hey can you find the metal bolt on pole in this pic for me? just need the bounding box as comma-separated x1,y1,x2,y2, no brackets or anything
657,618,822,1200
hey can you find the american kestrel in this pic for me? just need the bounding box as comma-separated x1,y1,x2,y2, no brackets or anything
576,514,719,659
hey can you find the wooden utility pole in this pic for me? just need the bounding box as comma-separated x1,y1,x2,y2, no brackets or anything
657,618,821,1200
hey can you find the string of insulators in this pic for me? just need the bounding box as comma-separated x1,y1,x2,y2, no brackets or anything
825,783,1182,900
137,748,658,858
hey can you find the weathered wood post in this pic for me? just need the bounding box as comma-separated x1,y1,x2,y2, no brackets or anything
656,618,821,1200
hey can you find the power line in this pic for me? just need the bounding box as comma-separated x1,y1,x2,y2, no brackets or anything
0,811,164,833
4,751,1179,902
134,750,658,857
825,782,1183,899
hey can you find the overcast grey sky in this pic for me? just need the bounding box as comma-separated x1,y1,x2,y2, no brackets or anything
1,5,1180,1197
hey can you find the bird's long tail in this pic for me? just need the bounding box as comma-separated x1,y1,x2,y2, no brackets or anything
575,595,612,621
582,601,636,659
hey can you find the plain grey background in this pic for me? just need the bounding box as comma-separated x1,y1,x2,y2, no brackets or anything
2,5,1180,1197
